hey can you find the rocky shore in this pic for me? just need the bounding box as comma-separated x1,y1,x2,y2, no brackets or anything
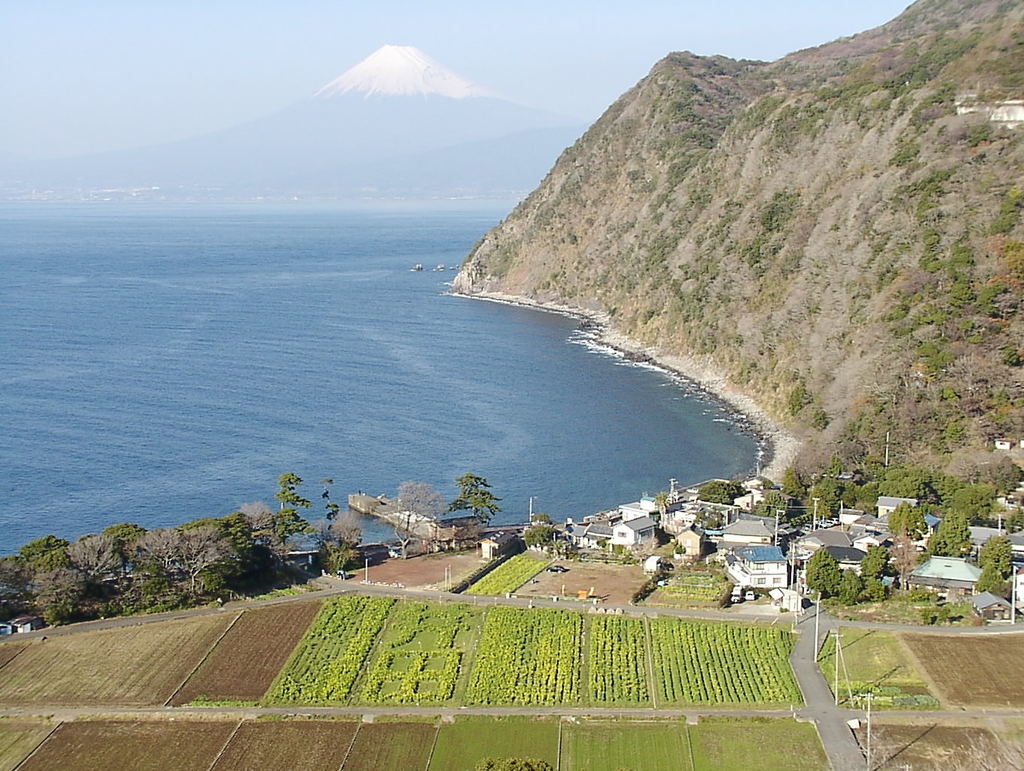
449,287,800,482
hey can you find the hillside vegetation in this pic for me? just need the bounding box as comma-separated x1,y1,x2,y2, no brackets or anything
455,0,1024,475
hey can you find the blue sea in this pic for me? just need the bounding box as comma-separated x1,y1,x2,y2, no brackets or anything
0,203,758,553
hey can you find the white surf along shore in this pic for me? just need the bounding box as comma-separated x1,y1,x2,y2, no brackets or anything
449,288,800,483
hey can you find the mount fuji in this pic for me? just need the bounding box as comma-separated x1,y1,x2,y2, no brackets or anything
1,45,583,200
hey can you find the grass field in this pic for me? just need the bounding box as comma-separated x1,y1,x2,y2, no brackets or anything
173,601,321,705
466,607,582,705
561,720,689,771
344,722,438,770
689,717,828,770
359,601,482,705
428,716,559,771
0,721,52,771
650,619,801,706
212,719,357,771
0,643,26,671
818,628,936,708
266,596,394,705
464,552,549,595
904,633,1024,707
0,614,234,706
19,721,235,771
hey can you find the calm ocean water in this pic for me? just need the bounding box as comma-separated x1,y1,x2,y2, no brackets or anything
0,203,758,553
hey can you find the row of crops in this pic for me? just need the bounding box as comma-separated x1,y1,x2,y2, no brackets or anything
264,596,801,708
650,618,801,705
466,606,583,705
463,552,550,595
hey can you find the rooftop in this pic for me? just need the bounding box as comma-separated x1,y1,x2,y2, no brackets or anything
736,545,786,563
723,519,773,537
911,556,982,583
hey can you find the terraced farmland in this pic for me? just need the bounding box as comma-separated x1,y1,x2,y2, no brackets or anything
464,552,549,595
466,606,583,705
0,614,234,707
359,601,482,705
266,596,394,705
650,618,800,706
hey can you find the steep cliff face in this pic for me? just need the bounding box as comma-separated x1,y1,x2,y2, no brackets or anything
456,0,1024,474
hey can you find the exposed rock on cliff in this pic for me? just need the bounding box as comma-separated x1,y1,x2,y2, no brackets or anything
456,0,1024,475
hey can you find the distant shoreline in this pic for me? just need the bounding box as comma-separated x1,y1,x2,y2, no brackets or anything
448,288,800,482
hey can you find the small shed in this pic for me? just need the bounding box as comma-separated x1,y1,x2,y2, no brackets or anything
479,531,518,560
972,591,1012,622
995,438,1013,451
10,615,44,633
644,555,667,574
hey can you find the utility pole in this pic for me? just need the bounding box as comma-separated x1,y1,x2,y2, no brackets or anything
364,557,369,583
529,496,534,521
884,431,890,468
1013,570,1018,625
865,691,873,771
834,630,841,706
814,591,821,653
812,498,820,531
774,510,780,546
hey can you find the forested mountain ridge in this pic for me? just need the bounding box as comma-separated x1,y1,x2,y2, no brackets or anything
455,0,1024,476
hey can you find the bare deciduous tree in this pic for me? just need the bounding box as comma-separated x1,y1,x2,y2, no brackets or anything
176,526,231,595
394,481,447,558
67,534,120,581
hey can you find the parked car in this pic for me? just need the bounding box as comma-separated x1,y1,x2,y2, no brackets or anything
730,586,743,603
547,565,569,573
744,590,756,601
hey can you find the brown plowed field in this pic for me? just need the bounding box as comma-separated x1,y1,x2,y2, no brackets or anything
855,723,1013,769
903,633,1024,707
342,722,439,770
19,720,235,771
212,719,358,770
171,601,321,705
0,614,234,706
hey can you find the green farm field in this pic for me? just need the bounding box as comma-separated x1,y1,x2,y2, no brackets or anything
688,717,829,770
358,601,483,705
428,716,559,771
0,614,234,707
266,596,394,705
464,552,549,595
650,618,801,706
466,606,583,705
818,628,937,709
560,720,690,771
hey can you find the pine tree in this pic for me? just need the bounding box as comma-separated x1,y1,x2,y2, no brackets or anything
928,511,970,557
806,549,842,598
838,569,864,605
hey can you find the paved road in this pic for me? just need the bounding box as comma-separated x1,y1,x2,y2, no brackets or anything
5,579,1024,771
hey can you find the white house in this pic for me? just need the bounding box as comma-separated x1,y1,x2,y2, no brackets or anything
725,545,788,589
611,516,657,547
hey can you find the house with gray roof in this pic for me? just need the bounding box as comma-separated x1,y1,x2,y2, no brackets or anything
823,545,868,573
719,518,774,545
611,516,656,547
908,556,981,599
876,496,918,518
972,591,1012,622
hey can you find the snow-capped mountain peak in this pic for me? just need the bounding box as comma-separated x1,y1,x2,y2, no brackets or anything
315,45,494,99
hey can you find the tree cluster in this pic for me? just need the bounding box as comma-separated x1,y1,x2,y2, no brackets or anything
0,473,326,626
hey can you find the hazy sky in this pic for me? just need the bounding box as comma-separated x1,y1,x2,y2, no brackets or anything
2,1,913,160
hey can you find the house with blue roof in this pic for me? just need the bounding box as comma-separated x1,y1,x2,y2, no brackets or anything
725,544,788,589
